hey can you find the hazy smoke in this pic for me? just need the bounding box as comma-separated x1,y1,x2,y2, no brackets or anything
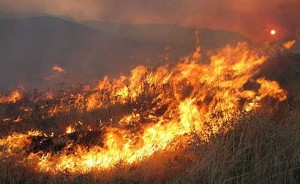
1,0,299,40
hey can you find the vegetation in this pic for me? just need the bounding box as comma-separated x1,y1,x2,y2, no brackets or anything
0,49,299,183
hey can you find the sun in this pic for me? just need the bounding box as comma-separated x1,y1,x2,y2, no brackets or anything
270,29,276,35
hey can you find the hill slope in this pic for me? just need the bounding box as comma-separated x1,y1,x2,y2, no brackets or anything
0,16,249,90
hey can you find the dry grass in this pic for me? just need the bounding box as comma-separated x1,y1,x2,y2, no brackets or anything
1,106,300,184
1,54,300,183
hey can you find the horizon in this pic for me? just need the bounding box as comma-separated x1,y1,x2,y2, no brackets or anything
1,0,299,41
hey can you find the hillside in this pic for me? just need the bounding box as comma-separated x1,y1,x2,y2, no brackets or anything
0,16,249,90
0,43,299,183
83,21,248,48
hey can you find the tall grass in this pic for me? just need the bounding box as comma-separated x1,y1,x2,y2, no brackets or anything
1,106,300,183
1,54,300,183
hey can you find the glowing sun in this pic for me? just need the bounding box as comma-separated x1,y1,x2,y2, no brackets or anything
270,29,276,35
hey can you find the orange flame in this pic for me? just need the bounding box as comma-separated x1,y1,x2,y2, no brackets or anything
0,90,22,104
0,42,289,174
66,126,75,134
283,40,296,49
52,65,65,73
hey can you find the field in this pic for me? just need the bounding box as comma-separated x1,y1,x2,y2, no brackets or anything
0,42,300,183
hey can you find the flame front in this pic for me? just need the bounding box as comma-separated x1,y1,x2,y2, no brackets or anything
0,42,289,174
0,90,22,104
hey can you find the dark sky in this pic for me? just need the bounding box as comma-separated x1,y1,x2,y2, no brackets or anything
1,0,299,41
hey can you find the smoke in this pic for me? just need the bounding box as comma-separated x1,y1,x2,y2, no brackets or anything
0,0,102,20
1,0,299,40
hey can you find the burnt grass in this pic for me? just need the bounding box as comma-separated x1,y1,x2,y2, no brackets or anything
0,54,300,183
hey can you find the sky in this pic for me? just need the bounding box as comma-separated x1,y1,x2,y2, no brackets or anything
1,0,299,41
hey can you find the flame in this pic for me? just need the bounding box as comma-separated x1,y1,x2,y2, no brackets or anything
256,78,287,102
0,131,43,154
0,90,22,104
44,65,66,80
52,65,65,73
66,126,75,134
283,40,296,49
0,42,289,174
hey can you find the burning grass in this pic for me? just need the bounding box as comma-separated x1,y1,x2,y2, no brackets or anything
0,41,299,183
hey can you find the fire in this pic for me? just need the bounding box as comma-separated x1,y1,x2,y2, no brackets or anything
0,90,22,104
0,42,289,174
0,131,43,154
66,126,75,134
283,40,296,49
44,65,66,80
52,65,65,73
